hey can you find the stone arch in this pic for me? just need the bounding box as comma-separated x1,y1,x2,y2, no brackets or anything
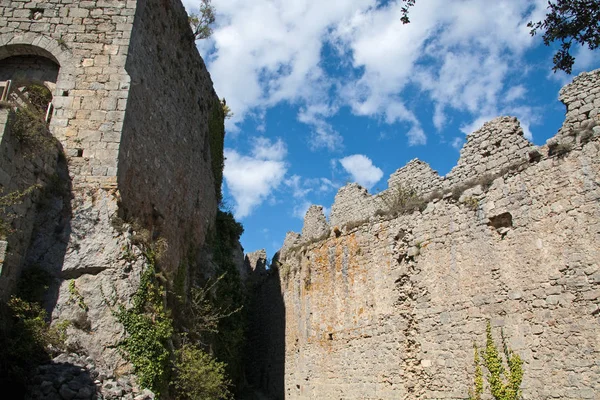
0,33,76,96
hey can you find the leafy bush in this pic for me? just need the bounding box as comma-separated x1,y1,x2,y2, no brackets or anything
7,83,55,153
172,343,232,400
0,296,69,397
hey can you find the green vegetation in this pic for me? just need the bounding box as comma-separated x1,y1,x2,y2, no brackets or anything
172,343,232,400
528,0,600,74
0,267,69,397
468,321,523,400
8,83,55,154
208,99,226,204
113,249,173,396
205,210,245,389
401,0,599,73
462,196,479,211
189,0,216,40
113,211,244,398
377,185,427,217
68,280,88,312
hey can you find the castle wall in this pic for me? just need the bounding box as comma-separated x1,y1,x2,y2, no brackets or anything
118,0,220,273
387,159,443,195
276,70,600,399
1,0,136,187
0,0,224,390
0,108,61,299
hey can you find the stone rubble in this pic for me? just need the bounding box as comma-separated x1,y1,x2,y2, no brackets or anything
27,353,155,400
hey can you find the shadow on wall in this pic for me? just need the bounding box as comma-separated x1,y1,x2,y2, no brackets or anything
0,43,72,313
22,147,72,319
243,254,286,400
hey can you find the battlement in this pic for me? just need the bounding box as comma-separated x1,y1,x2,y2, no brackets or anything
292,69,600,243
275,69,600,400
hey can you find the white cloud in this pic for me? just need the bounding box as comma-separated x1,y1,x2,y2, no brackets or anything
284,175,339,218
451,137,464,150
298,104,344,151
460,115,494,136
285,175,312,199
506,85,527,102
184,0,553,146
292,200,313,219
223,137,287,218
339,154,383,190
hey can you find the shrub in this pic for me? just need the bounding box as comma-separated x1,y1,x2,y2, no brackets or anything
379,185,427,216
7,83,56,153
172,343,232,400
548,142,573,157
0,296,69,396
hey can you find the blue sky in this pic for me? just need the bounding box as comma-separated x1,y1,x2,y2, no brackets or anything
182,0,600,257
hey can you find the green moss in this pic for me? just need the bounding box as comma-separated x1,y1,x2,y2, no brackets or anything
203,210,245,388
208,100,225,204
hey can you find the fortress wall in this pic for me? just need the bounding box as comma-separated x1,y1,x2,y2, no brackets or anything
329,183,379,229
0,109,59,297
276,70,600,399
387,159,443,195
118,0,220,272
0,0,224,382
443,116,533,187
1,0,136,188
559,69,600,134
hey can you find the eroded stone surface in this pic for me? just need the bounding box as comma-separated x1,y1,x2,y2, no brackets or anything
272,69,600,400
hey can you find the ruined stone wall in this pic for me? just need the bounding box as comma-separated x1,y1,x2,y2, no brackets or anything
118,0,220,273
0,108,61,299
1,0,135,187
275,69,600,399
0,1,224,394
387,159,443,195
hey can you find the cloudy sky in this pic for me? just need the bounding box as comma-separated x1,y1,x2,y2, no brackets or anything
182,0,599,256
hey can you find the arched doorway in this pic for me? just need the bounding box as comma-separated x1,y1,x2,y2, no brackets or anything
0,46,60,122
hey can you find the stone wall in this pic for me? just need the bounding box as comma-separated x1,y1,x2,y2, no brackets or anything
387,159,443,195
118,0,220,273
273,69,600,399
1,0,136,188
443,116,533,187
0,0,224,392
0,108,61,298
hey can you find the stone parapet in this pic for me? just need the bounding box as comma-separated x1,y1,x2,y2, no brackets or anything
273,69,600,399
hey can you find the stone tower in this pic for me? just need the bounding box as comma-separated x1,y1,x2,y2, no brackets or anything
0,0,225,388
0,0,222,292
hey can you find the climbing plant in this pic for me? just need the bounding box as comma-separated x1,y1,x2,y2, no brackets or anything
468,321,524,400
113,248,173,396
